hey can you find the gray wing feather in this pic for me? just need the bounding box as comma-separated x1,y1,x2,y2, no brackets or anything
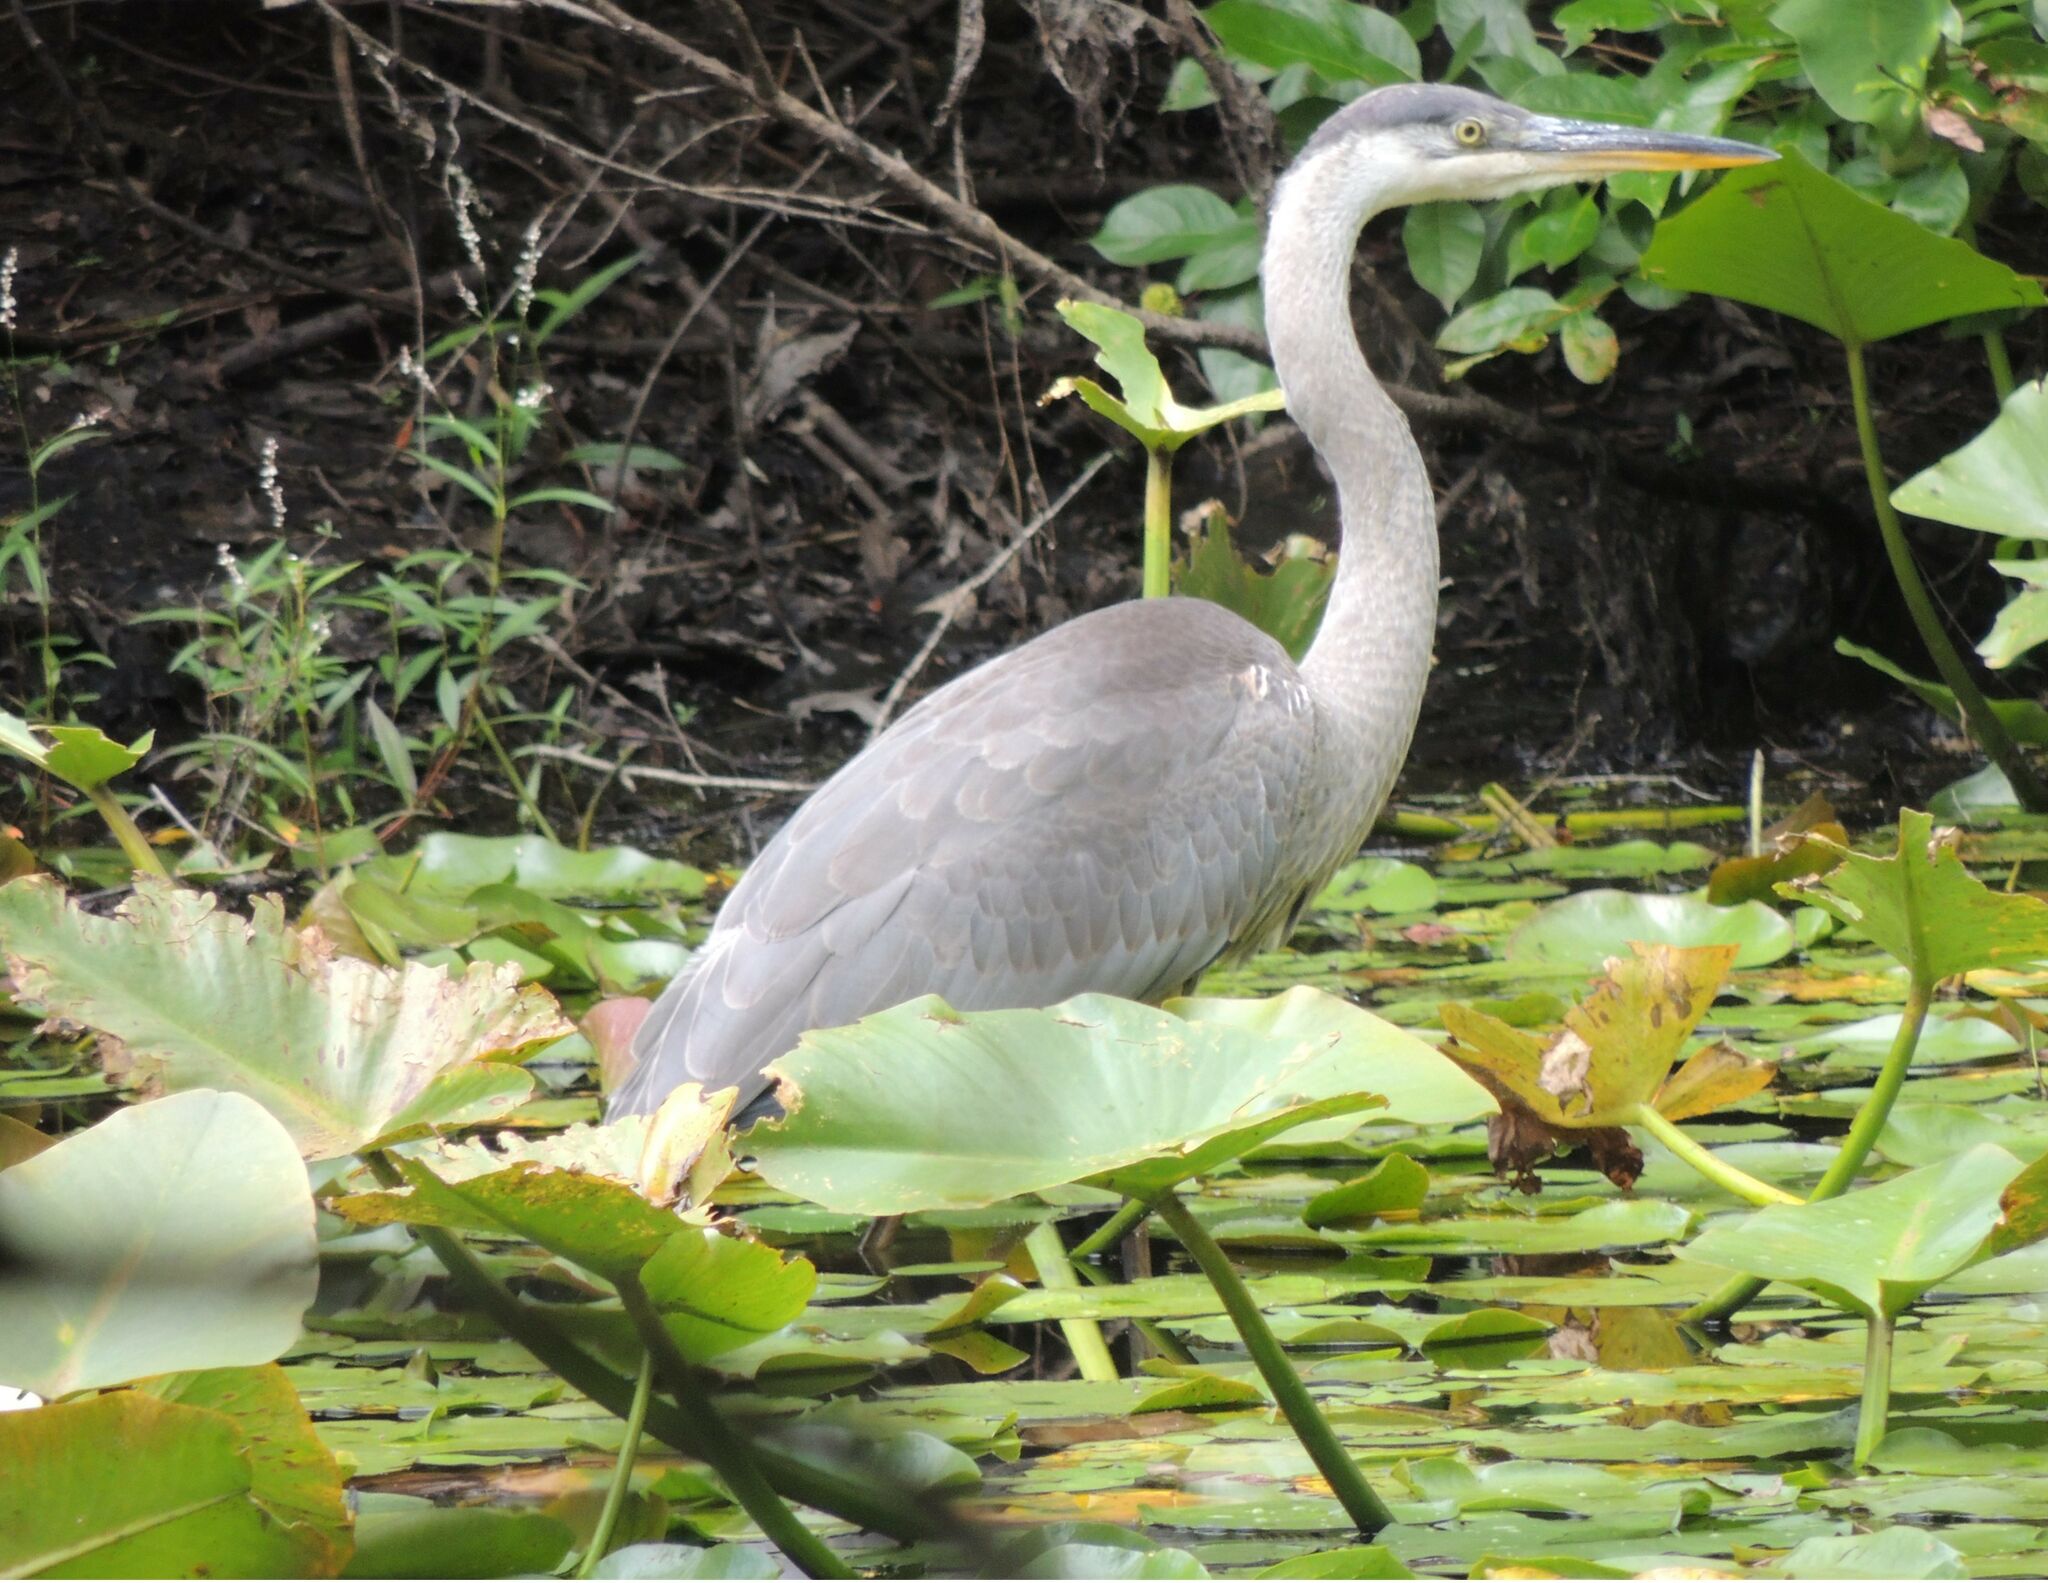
608,598,1317,1118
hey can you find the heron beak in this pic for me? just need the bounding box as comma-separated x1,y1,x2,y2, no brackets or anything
1519,117,1776,174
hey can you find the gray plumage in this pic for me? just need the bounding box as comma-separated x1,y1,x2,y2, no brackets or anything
609,86,1768,1120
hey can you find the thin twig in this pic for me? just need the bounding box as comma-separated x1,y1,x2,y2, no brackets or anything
527,742,813,795
868,451,1113,736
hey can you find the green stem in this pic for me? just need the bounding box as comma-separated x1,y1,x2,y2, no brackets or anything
1153,1192,1394,1533
575,1351,653,1578
616,1272,853,1581
1846,340,2048,811
1983,329,2016,404
1024,1220,1120,1382
1853,1312,1894,1470
1142,447,1172,599
1683,977,1932,1325
1070,1196,1150,1260
1630,1104,1801,1206
361,1154,937,1542
85,784,171,880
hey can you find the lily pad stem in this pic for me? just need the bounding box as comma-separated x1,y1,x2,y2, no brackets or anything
1853,1312,1894,1470
1682,977,1932,1325
1024,1220,1120,1382
575,1351,654,1578
1846,340,2048,811
1153,1191,1394,1534
616,1271,854,1581
1070,1196,1151,1259
87,785,171,880
361,1154,937,1543
1143,447,1173,599
1629,1105,1801,1207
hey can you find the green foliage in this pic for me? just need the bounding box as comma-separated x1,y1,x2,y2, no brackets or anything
1639,153,2045,346
0,1091,318,1398
1174,510,1335,661
748,987,1490,1215
1044,300,1284,452
1894,378,2048,670
0,876,557,1159
0,1368,352,1579
1085,1,2048,391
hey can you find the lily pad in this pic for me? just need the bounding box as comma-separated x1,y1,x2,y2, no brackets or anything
0,1091,318,1398
1302,1154,1429,1228
749,989,1489,1215
0,1372,350,1579
1504,889,1796,970
356,832,709,905
1312,859,1439,916
1679,1143,2048,1319
0,877,556,1160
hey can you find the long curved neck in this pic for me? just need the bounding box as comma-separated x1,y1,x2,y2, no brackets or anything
1264,148,1440,828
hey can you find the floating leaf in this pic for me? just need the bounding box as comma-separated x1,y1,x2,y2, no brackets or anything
1766,1526,1967,1580
749,990,1465,1214
0,1373,350,1579
344,1498,573,1580
590,1543,780,1579
356,832,708,905
1302,1154,1429,1228
0,877,555,1160
0,1091,317,1398
1312,857,1439,915
1679,1144,2045,1319
1505,888,1796,970
1640,153,2043,347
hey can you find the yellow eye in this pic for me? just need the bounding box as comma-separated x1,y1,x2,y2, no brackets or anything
1453,118,1487,147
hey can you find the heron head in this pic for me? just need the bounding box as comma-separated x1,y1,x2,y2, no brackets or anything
1295,82,1772,209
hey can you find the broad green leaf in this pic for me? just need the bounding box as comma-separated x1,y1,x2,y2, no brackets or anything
1175,514,1334,661
1313,856,1439,914
0,1091,317,1398
749,988,1489,1215
0,710,151,792
1978,574,2048,670
1679,1143,2037,1318
1443,942,1745,1127
1090,186,1243,267
1559,309,1618,383
1766,1527,1967,1581
0,877,555,1159
1302,1153,1430,1228
1045,301,1285,452
1639,153,2044,346
1893,378,2048,541
1352,1196,1692,1254
1403,203,1485,313
1552,0,1664,47
1203,0,1420,85
0,1383,348,1579
1505,888,1796,970
357,832,708,904
1775,0,1945,133
996,1523,1208,1581
1792,808,2048,984
1436,286,1568,355
641,1226,817,1361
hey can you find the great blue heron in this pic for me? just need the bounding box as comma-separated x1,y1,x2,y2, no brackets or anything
611,83,1770,1120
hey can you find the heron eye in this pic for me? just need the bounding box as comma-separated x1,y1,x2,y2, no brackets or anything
1453,118,1487,147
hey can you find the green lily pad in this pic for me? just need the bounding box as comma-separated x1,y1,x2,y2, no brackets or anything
344,1496,573,1579
1255,1545,1413,1579
1302,1154,1429,1228
1349,1197,1692,1255
1640,152,2044,347
357,832,708,905
0,1091,317,1398
0,1370,350,1579
1766,1526,1968,1580
589,1543,779,1579
750,989,1490,1215
1311,858,1439,916
0,877,554,1160
1504,889,1795,970
1679,1143,2048,1319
